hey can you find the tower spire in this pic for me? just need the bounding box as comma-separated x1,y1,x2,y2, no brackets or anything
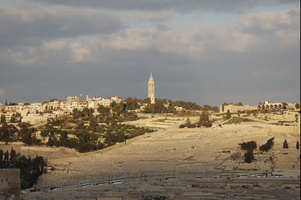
149,71,153,81
148,71,155,105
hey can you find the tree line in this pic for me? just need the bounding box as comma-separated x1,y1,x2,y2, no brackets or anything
179,111,213,128
0,107,155,153
0,148,46,189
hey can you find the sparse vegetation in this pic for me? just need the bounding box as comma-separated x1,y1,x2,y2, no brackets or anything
224,117,254,124
230,152,241,160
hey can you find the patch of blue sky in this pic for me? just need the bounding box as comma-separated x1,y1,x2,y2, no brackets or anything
253,2,299,13
0,0,19,5
173,3,300,27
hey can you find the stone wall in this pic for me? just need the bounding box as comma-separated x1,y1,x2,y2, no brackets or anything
0,169,20,200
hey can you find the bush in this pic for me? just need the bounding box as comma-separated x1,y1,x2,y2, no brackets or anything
179,124,186,128
259,137,274,152
203,121,212,127
240,141,257,151
187,124,196,128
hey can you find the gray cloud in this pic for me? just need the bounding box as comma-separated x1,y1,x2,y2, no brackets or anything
0,1,299,106
0,2,124,47
32,0,299,12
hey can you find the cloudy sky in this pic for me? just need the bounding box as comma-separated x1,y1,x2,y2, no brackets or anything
0,0,300,106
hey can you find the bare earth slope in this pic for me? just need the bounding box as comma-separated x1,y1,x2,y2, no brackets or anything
3,115,299,199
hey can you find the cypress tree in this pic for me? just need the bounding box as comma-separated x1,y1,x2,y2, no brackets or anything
296,141,300,150
226,110,231,119
9,148,16,162
0,149,3,163
283,139,289,149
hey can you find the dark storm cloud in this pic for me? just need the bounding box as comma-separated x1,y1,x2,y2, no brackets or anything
0,3,124,47
32,0,298,12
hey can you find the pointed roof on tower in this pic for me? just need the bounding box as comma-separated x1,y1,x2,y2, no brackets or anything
149,71,153,81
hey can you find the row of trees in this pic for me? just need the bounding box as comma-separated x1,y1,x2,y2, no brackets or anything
0,107,155,153
122,98,219,113
283,139,299,149
38,112,156,153
0,121,37,145
0,148,46,189
179,112,213,128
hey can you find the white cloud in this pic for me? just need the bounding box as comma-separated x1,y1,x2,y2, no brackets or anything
0,1,299,105
44,41,67,51
68,43,91,63
126,11,173,21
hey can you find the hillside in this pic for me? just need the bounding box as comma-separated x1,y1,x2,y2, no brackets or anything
1,115,300,199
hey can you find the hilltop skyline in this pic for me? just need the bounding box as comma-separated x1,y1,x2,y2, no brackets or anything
0,0,300,106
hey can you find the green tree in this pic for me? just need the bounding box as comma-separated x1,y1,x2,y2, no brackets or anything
1,115,6,124
4,150,9,162
9,148,16,162
0,149,3,163
244,150,254,163
10,114,17,123
185,117,191,127
199,111,209,123
259,137,275,152
240,141,257,151
97,105,110,116
283,139,289,149
226,110,231,119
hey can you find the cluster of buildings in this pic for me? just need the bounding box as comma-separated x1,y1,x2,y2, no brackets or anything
0,72,157,125
220,101,299,113
0,71,300,125
0,95,122,125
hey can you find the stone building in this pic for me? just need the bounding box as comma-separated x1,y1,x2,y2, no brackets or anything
0,169,20,200
257,101,297,111
220,104,257,113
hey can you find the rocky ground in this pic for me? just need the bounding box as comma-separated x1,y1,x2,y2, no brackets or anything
1,114,300,199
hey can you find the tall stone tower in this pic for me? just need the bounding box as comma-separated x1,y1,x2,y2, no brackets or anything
148,71,155,105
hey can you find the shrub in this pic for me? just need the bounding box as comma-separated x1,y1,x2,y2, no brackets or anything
179,124,186,128
239,141,257,151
